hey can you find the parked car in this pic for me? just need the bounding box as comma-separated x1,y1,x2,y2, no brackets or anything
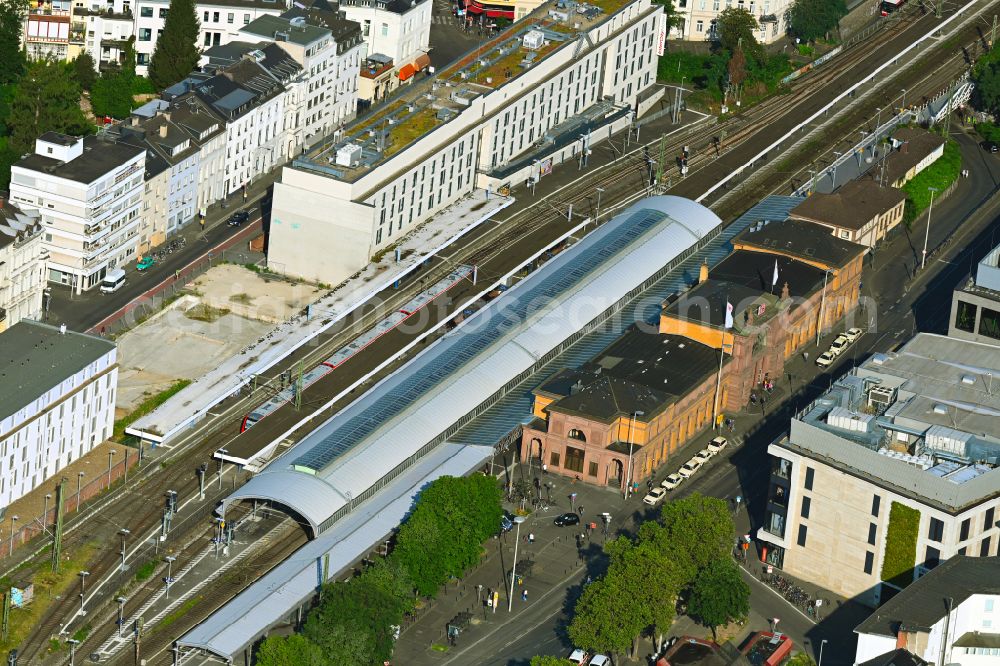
678,459,702,478
983,140,999,153
707,436,729,454
554,512,580,527
816,351,836,368
227,210,251,227
691,449,712,464
136,256,156,271
642,487,667,506
500,512,513,533
844,327,864,343
661,473,684,490
569,649,589,664
828,334,850,357
590,656,613,666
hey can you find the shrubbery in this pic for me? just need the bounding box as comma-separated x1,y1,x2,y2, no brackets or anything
880,501,920,588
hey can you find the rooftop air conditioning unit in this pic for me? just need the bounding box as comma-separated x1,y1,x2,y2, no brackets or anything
334,143,362,167
867,385,896,409
522,30,545,50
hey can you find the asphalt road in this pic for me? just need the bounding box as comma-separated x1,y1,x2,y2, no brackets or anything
418,128,1000,665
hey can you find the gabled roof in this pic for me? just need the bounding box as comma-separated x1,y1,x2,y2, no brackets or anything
736,217,866,269
856,649,929,666
854,555,1000,638
789,179,906,231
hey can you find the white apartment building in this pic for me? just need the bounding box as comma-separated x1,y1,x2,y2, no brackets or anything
10,133,145,293
336,0,431,73
854,556,1000,666
77,7,135,72
0,203,47,333
268,0,664,286
672,0,786,45
0,321,117,509
756,334,1000,608
238,13,364,153
133,0,288,74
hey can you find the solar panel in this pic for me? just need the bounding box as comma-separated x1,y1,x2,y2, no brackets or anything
289,208,667,473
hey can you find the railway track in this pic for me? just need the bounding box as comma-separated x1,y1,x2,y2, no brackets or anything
10,4,975,660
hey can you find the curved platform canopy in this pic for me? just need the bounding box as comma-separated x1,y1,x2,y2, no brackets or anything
223,196,722,536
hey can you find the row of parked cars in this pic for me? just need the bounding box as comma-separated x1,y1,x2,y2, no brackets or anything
815,327,864,368
641,436,729,505
569,649,612,665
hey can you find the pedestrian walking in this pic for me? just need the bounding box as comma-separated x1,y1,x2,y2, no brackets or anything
528,532,535,544
522,589,528,602
578,505,584,516
542,464,548,474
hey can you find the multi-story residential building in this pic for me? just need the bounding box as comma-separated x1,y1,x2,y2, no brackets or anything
232,13,363,152
660,216,865,411
854,556,1000,666
0,320,117,509
76,6,136,72
0,202,47,333
133,0,288,74
9,133,145,293
521,327,722,489
789,179,906,248
325,0,430,79
459,0,545,23
25,0,74,61
163,52,289,196
951,242,1000,347
268,0,666,286
671,0,787,44
756,334,1000,607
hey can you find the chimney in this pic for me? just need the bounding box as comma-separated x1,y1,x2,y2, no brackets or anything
159,123,168,138
781,281,790,300
130,116,139,126
698,259,709,284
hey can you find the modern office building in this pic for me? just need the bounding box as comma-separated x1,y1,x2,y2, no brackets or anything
854,556,1000,666
756,334,1000,607
0,321,117,508
268,0,667,286
789,179,906,248
9,133,146,292
0,202,47,333
950,242,1000,347
660,215,866,411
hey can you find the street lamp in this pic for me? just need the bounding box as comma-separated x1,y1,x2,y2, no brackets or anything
116,596,127,638
67,639,79,666
815,268,834,346
7,516,17,556
624,410,645,498
43,494,51,534
922,187,939,271
595,187,605,224
108,449,116,487
119,528,131,574
507,515,526,612
164,556,177,599
901,88,907,110
76,471,85,512
830,152,843,189
819,639,829,666
78,571,90,613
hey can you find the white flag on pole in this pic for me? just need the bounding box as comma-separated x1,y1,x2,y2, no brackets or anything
772,259,779,287
724,301,734,329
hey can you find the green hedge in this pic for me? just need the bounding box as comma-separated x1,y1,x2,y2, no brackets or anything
881,502,920,588
976,122,1000,145
901,138,962,218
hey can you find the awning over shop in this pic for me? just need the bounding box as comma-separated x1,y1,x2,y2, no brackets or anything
414,53,431,71
398,63,416,80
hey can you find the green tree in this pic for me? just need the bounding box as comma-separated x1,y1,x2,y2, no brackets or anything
655,494,735,582
530,657,575,666
651,0,684,33
8,58,91,155
788,0,847,42
303,623,373,665
73,53,98,92
0,0,28,85
686,557,750,639
787,653,818,666
148,0,200,90
715,8,761,61
727,44,747,101
568,575,642,657
393,475,501,596
255,634,328,666
90,37,139,118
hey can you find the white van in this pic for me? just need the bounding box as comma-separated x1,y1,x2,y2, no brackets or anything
100,268,126,294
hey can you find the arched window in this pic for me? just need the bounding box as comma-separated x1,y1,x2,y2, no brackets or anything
568,429,586,442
